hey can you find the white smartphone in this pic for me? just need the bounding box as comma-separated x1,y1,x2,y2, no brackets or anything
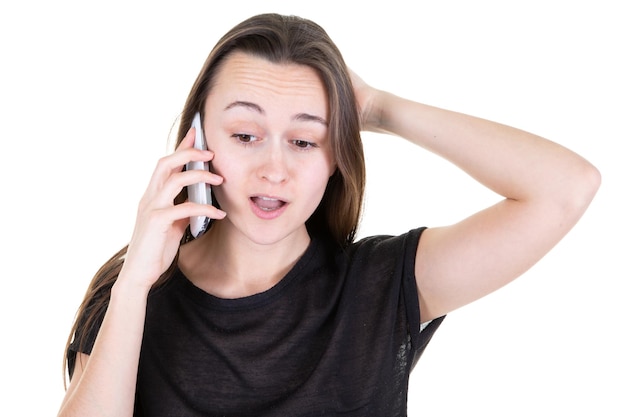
186,112,212,238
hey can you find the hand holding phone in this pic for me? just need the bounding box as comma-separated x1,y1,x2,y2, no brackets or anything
186,112,212,238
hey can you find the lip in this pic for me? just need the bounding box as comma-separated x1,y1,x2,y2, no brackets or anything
249,195,289,220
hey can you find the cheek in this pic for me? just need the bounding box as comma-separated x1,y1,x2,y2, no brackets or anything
303,162,334,199
207,139,237,177
211,158,243,192
208,154,242,203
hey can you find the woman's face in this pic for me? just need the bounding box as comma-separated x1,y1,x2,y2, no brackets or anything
203,51,335,246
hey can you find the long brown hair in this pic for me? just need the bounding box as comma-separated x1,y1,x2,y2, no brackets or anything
63,13,365,385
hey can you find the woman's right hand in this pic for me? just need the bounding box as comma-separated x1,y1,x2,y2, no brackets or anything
118,126,226,291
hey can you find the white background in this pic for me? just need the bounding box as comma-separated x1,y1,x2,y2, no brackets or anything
1,1,624,415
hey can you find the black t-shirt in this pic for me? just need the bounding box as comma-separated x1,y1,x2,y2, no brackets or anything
69,228,444,416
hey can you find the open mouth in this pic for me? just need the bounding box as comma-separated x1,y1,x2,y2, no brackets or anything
250,196,287,212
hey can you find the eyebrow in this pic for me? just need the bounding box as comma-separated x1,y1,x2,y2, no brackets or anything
224,101,328,126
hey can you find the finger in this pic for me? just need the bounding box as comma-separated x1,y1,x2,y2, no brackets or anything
168,200,227,221
132,201,226,248
176,125,198,151
161,125,213,176
144,148,214,196
155,169,223,207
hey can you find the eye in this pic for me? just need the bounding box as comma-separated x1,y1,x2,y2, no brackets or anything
232,133,257,144
291,139,318,149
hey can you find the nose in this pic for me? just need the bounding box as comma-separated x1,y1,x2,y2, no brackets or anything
257,141,289,184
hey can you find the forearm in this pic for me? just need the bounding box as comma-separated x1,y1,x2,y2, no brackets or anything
369,91,598,207
58,277,149,417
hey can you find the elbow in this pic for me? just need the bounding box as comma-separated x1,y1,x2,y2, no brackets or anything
578,161,601,208
562,159,602,220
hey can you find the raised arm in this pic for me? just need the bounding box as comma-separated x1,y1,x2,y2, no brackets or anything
351,71,601,323
57,128,225,417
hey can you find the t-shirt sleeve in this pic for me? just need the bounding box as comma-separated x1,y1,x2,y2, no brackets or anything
66,296,108,379
401,227,445,368
392,227,445,367
348,227,444,371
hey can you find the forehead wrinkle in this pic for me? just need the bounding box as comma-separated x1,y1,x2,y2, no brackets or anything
213,52,328,124
234,63,321,95
223,62,321,98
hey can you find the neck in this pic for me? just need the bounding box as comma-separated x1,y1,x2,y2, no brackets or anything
178,221,311,299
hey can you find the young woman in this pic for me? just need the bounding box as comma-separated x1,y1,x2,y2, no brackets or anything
58,13,600,417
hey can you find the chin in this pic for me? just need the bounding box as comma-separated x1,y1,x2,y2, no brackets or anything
239,220,308,247
247,229,300,247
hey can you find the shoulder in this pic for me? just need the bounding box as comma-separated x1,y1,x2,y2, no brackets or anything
326,227,427,290
345,227,427,263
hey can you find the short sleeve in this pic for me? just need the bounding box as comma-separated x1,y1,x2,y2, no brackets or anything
348,227,444,371
66,297,108,379
400,227,445,369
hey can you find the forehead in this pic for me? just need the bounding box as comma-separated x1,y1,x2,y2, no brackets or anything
207,51,328,117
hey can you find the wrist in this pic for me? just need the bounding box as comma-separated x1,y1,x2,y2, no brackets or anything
361,89,391,133
112,270,152,301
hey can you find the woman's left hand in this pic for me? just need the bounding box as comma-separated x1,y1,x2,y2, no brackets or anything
349,69,383,132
